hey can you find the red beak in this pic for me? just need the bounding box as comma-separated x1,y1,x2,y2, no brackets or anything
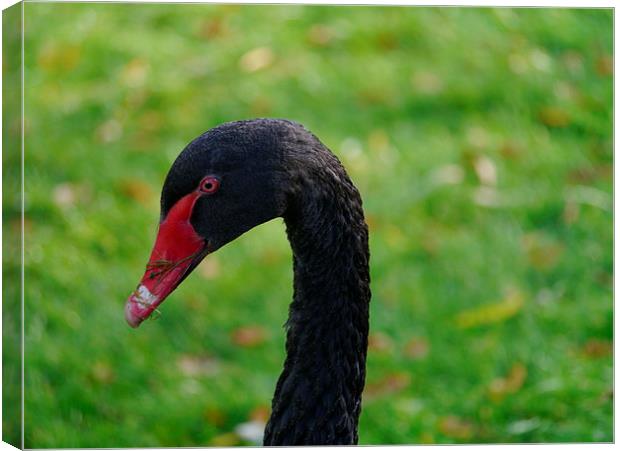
125,190,207,328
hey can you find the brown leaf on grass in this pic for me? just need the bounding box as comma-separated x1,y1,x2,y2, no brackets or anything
499,141,522,160
307,24,336,46
118,179,155,206
567,164,613,184
489,363,527,402
522,232,564,271
177,354,220,377
539,107,570,128
199,257,220,280
581,339,612,359
596,55,613,76
438,415,474,440
368,332,393,353
249,405,271,423
231,326,268,347
197,17,229,40
204,407,227,427
404,337,429,360
455,289,524,329
364,372,411,399
239,47,274,72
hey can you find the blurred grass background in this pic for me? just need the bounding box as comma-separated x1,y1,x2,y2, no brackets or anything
2,3,612,447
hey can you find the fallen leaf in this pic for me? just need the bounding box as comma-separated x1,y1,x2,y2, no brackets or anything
539,107,570,128
438,415,474,440
489,363,527,402
404,337,429,360
204,407,227,426
239,47,274,72
120,58,149,88
249,405,271,423
307,24,336,46
209,432,240,446
368,332,393,353
118,179,155,206
199,257,220,279
522,232,564,270
499,141,522,160
364,372,411,398
231,326,268,347
581,339,612,358
596,55,613,76
456,289,524,329
91,361,115,384
197,17,228,39
38,42,81,72
563,201,579,225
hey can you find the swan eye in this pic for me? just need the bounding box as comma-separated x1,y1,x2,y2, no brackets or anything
199,176,220,194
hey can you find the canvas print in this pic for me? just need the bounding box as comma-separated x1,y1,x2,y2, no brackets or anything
2,2,613,447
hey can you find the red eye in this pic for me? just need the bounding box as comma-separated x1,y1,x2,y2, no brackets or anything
199,176,220,194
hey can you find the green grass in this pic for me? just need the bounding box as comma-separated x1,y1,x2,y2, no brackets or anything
3,3,612,447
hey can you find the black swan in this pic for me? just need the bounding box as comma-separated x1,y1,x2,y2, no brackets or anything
125,119,371,445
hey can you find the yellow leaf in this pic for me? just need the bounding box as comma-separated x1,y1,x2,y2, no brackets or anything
455,290,524,329
199,257,220,280
489,363,527,402
239,47,274,72
118,179,155,206
209,432,240,446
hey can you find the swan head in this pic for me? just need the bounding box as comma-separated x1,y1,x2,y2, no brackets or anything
124,119,306,328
